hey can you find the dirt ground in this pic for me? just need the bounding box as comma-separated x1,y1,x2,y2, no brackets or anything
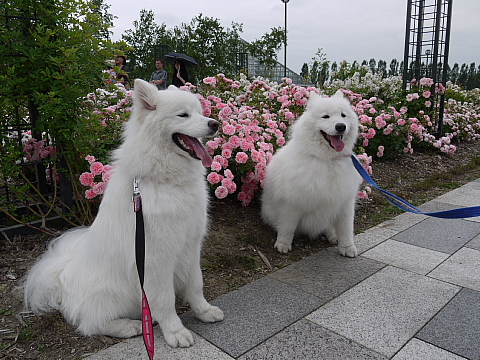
1,141,480,359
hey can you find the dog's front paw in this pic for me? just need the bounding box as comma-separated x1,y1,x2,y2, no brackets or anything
165,327,194,348
274,241,292,253
338,245,357,258
196,305,224,323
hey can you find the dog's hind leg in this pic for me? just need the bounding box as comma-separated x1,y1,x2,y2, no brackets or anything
96,319,142,338
325,227,338,245
74,293,143,338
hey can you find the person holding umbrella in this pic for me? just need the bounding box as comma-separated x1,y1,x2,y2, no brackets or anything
172,59,189,87
164,52,198,87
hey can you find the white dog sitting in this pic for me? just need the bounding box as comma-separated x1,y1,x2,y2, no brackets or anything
22,79,224,347
261,90,361,257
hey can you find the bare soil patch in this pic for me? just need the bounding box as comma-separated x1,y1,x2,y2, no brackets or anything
1,141,480,359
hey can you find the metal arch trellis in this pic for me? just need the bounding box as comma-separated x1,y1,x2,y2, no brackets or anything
402,0,453,137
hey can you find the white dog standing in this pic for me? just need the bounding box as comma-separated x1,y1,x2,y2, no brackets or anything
261,90,361,257
23,79,224,347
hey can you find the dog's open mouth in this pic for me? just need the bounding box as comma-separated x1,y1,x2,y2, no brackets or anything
321,131,345,152
173,133,213,167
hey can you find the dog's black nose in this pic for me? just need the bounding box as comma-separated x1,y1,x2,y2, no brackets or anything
335,123,346,133
208,120,220,131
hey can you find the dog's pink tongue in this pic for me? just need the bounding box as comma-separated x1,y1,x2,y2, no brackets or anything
329,135,345,152
184,135,213,167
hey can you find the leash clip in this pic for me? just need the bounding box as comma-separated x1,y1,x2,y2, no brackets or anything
132,177,142,212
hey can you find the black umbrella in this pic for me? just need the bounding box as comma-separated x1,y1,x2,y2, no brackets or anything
164,52,198,68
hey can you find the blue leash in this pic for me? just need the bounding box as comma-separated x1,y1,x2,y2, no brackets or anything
351,155,480,219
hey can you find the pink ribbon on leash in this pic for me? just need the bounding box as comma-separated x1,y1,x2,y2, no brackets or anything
133,178,155,360
141,288,154,359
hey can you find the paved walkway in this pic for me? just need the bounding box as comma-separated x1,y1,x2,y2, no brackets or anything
88,179,480,360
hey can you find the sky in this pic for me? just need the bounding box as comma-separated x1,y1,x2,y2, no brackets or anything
106,0,479,74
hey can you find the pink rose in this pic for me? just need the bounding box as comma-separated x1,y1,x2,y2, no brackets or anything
206,140,218,150
214,186,229,199
222,124,236,136
224,169,234,180
235,152,249,164
211,161,222,171
85,155,96,164
221,149,232,158
237,191,247,202
90,162,104,176
80,172,95,186
207,172,222,184
85,188,97,200
102,171,113,183
92,182,107,195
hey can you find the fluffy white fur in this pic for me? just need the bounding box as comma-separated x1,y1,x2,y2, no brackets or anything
22,79,224,347
261,90,361,257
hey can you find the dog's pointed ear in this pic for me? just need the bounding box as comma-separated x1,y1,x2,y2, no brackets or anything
167,85,180,91
333,90,344,99
308,91,320,102
306,91,320,108
133,79,157,111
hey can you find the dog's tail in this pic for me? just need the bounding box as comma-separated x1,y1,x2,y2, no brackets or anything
22,227,88,314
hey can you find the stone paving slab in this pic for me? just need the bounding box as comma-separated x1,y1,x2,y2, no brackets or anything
362,239,449,275
181,276,324,358
434,184,480,207
467,233,480,250
428,247,480,291
239,319,387,360
392,217,480,254
376,211,426,232
306,266,460,358
268,247,385,301
391,338,468,360
418,200,463,212
354,226,399,254
86,329,234,360
416,288,480,360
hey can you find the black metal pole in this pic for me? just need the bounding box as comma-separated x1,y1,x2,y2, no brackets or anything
403,0,413,89
284,0,287,78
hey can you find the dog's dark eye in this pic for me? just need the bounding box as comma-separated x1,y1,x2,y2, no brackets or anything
178,113,189,118
341,113,346,118
322,115,330,119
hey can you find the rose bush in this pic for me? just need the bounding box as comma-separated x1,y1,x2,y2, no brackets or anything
78,71,480,207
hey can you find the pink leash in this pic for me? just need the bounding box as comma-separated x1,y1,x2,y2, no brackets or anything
133,178,155,359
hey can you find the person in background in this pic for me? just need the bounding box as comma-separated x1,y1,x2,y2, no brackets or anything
171,59,189,87
149,59,168,90
115,55,131,90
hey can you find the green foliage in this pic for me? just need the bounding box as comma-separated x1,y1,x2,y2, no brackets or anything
170,14,246,82
307,48,330,86
0,309,13,316
121,9,170,81
120,12,285,85
0,0,118,227
244,26,285,69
